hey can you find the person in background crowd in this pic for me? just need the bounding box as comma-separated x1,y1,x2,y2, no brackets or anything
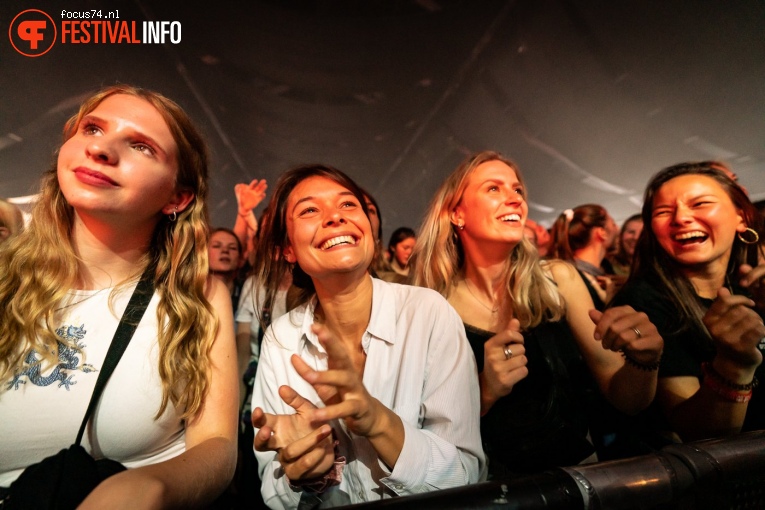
608,214,644,278
0,85,237,508
0,198,24,244
250,164,485,508
550,204,621,310
379,227,415,283
412,150,663,477
233,178,268,265
611,162,765,441
361,190,388,276
209,227,246,312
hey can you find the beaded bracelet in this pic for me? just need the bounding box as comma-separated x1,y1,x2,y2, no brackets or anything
621,350,661,371
701,362,758,391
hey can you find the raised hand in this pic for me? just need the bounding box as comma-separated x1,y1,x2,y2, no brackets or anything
590,305,663,367
252,385,335,481
235,178,268,215
703,287,764,369
479,318,527,415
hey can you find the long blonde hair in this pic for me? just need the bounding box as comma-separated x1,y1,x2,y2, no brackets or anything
411,150,563,329
0,85,215,420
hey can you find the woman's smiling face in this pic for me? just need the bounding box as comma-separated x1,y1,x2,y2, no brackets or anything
282,176,373,280
651,174,745,273
453,159,528,248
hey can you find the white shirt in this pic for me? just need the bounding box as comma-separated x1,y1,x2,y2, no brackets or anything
236,275,289,360
252,276,486,509
0,285,185,487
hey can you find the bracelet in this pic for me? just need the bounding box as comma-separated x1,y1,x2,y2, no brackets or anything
702,370,753,403
701,362,758,391
621,350,661,371
287,438,346,494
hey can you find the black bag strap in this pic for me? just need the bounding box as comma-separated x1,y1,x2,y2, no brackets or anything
74,266,156,446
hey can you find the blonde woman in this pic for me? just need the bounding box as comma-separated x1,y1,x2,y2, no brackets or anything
412,151,663,476
0,85,238,508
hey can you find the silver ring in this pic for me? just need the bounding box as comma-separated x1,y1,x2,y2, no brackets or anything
632,327,642,339
503,345,513,360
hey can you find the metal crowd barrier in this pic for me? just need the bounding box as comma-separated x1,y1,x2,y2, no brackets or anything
344,430,765,509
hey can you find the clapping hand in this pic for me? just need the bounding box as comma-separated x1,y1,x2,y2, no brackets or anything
479,318,527,415
590,305,663,367
252,386,335,481
291,324,385,438
703,287,764,369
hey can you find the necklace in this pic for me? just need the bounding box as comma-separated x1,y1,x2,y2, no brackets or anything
55,288,109,311
464,278,499,314
54,279,114,312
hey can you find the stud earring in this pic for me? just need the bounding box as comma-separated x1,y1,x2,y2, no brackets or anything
737,227,759,245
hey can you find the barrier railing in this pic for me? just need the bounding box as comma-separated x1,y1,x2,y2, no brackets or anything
343,430,765,509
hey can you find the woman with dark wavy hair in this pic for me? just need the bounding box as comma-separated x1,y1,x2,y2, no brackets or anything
0,85,238,508
612,162,765,441
250,164,484,508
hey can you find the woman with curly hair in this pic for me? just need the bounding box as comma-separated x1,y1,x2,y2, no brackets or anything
412,150,663,476
0,85,238,508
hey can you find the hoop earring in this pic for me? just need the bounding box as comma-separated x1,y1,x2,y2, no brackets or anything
737,227,759,245
169,208,178,222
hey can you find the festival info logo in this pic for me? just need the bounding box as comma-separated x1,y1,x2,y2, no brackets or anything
9,9,57,57
9,9,181,57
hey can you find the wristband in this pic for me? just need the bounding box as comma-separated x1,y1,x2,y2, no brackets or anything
701,362,758,391
702,371,753,403
287,438,346,494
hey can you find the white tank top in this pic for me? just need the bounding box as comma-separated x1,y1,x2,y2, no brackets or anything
0,284,185,486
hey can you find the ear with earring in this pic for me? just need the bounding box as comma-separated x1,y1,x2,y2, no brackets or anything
737,227,760,245
168,207,178,222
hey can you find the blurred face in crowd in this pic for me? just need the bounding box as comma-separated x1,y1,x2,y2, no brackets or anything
209,230,241,273
620,218,643,257
392,236,416,268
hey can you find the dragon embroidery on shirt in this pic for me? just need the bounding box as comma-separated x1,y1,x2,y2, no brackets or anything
7,324,97,391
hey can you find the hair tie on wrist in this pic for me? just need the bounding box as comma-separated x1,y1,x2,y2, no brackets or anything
621,350,661,371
